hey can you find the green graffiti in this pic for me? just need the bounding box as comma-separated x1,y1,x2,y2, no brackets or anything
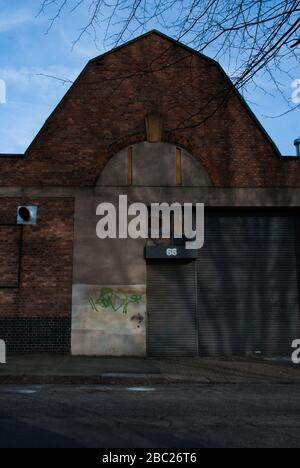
89,288,144,314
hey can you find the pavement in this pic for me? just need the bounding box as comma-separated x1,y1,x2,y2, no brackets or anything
1,383,300,447
0,354,300,384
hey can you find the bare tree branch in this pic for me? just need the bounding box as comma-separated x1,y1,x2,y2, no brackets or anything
36,73,74,85
37,0,300,118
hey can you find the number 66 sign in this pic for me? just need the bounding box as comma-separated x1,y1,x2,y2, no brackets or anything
166,248,178,257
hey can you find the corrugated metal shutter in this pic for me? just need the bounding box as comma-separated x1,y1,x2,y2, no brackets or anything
197,212,300,356
147,261,197,356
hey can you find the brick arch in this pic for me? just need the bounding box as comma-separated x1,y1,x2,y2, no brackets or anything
99,132,216,186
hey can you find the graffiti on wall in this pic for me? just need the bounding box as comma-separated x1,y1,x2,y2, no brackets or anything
89,287,144,315
72,284,146,354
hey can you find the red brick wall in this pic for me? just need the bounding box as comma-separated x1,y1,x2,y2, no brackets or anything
0,198,74,352
0,226,21,288
0,198,74,317
0,32,298,187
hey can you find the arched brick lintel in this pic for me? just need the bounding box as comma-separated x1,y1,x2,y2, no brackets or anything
101,131,216,187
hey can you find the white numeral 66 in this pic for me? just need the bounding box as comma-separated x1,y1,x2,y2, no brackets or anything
166,248,178,256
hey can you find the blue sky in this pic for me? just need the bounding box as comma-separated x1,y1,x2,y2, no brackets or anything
0,0,299,155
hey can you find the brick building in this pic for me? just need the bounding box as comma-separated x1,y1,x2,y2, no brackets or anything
0,31,300,356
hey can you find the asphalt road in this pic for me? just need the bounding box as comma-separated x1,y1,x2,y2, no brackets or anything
0,384,299,448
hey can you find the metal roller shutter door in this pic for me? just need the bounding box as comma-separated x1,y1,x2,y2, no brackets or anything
147,261,197,357
197,212,300,356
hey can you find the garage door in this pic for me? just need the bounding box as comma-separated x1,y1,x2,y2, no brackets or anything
147,261,197,356
197,212,300,356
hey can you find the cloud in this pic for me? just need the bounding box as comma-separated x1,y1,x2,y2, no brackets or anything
0,10,34,33
0,65,80,153
0,65,80,92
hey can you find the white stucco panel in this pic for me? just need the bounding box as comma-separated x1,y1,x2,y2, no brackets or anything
71,284,146,356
